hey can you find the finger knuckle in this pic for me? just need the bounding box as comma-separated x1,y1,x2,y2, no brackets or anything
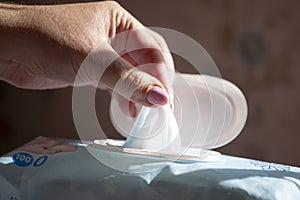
106,1,122,10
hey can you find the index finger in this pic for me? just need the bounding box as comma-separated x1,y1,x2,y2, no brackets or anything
112,28,175,106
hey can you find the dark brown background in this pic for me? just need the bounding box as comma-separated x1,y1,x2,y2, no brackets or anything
1,0,299,166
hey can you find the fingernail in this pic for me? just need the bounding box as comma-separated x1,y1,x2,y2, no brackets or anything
146,86,169,105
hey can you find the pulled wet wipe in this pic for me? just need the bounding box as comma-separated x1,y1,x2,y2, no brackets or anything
123,105,182,153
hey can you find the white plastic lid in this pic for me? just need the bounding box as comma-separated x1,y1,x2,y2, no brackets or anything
109,73,247,150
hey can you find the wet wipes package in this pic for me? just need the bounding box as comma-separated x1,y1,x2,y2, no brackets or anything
1,137,300,200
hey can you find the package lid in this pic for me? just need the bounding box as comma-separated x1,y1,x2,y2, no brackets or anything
110,73,248,150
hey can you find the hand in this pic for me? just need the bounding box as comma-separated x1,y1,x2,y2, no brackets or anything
0,1,174,110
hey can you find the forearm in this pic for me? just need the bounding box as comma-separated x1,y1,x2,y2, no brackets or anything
0,3,25,26
1,0,93,5
0,3,33,67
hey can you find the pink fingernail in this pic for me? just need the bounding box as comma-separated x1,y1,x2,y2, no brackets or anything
146,86,169,105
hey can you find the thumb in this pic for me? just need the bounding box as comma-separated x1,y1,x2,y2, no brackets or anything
100,54,169,107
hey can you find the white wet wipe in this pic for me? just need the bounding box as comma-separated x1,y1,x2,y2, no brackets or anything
123,105,182,153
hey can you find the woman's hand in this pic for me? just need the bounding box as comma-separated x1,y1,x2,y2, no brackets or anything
0,1,174,109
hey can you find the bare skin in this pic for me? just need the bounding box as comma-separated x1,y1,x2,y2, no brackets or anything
0,1,174,112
